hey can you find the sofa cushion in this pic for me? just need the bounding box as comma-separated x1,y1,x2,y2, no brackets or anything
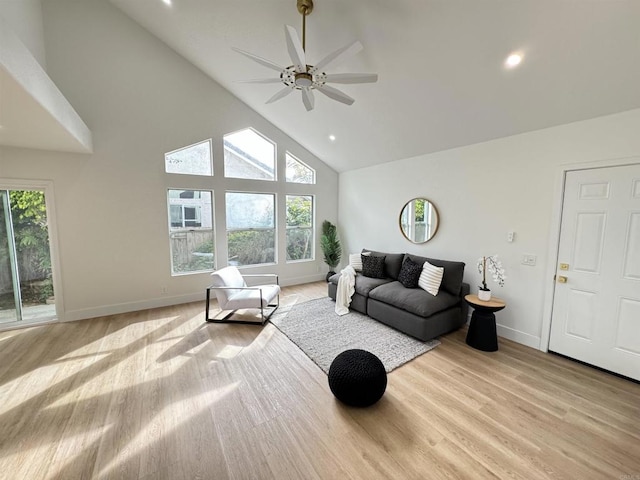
363,249,405,280
397,257,423,288
406,254,465,296
329,272,392,297
362,254,386,279
369,281,460,318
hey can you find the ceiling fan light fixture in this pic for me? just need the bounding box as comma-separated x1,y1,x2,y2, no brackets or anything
232,0,378,111
295,72,313,87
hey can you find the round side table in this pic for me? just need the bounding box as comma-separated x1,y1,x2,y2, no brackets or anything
464,294,506,352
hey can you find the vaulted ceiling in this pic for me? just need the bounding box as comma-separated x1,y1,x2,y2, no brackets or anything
107,0,640,172
34,1,640,171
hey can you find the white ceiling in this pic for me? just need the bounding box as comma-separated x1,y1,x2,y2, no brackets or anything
110,0,640,172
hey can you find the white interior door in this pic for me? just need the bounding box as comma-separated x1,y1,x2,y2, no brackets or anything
549,164,640,381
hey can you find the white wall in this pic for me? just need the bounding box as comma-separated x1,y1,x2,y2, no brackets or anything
0,0,338,321
339,108,640,349
0,0,47,68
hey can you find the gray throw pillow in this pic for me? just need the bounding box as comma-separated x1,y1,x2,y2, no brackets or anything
362,254,386,279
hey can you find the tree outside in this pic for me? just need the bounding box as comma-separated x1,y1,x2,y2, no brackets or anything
286,195,313,261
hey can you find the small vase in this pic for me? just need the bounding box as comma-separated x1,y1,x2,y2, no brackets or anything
478,289,492,301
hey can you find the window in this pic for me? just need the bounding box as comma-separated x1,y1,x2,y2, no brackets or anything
165,139,213,176
224,128,276,181
286,153,315,184
167,189,214,274
286,195,314,262
226,192,275,266
0,189,56,324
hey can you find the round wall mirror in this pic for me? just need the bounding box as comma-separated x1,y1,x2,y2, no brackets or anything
399,198,439,243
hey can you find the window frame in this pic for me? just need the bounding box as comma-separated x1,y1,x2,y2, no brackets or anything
225,191,277,268
285,194,315,263
223,127,277,182
164,138,213,177
285,152,316,185
167,188,215,276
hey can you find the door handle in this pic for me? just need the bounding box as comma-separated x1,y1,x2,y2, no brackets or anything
557,276,568,283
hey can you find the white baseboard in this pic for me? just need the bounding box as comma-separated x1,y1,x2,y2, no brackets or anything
496,323,541,349
61,275,326,323
62,292,204,322
466,312,541,349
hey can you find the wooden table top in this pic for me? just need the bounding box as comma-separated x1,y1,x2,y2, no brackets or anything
464,294,506,309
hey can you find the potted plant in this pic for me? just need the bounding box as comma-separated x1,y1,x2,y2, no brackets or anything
477,255,506,301
320,220,342,281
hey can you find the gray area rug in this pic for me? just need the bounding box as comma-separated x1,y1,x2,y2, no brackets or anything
270,297,439,373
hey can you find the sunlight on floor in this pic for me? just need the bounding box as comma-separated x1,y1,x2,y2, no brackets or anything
95,382,241,479
46,427,107,473
216,344,244,359
0,329,23,341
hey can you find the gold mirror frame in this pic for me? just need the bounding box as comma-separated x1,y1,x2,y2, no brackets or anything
399,198,439,244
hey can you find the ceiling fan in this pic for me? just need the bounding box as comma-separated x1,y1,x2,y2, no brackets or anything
232,0,378,111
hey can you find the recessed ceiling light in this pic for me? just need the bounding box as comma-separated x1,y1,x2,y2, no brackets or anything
162,0,172,6
505,53,523,68
328,135,336,142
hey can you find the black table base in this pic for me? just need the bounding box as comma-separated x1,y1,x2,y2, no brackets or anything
466,310,499,352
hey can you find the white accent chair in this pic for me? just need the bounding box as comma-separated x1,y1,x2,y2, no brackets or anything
205,266,280,324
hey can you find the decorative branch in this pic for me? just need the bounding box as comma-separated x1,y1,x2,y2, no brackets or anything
477,255,506,290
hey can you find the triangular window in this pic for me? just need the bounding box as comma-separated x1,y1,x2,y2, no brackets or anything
165,139,212,176
286,153,315,184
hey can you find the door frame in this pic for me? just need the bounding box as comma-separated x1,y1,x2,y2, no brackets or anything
0,178,64,328
540,155,640,352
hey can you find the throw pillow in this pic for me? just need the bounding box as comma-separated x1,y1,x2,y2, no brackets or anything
349,251,370,271
397,257,423,288
362,255,386,279
419,261,445,296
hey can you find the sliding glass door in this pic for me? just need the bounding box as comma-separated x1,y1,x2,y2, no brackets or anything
0,189,56,325
0,191,19,323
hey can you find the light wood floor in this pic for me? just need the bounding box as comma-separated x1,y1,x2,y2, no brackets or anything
0,281,638,480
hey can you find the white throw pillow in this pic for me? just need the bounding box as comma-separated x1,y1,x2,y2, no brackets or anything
349,251,370,271
419,261,444,296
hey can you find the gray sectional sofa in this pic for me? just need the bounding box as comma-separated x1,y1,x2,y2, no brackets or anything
328,249,469,341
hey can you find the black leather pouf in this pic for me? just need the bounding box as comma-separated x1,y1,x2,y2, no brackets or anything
328,349,387,407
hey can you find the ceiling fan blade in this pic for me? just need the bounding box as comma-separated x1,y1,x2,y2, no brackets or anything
232,47,284,72
324,73,378,84
312,41,363,72
301,87,315,111
266,86,294,104
285,25,306,73
315,84,355,106
236,77,283,84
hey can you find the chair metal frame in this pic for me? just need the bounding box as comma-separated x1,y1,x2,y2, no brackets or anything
205,273,279,325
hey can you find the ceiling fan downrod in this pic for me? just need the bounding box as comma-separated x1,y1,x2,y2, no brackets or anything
297,0,314,52
295,0,314,85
